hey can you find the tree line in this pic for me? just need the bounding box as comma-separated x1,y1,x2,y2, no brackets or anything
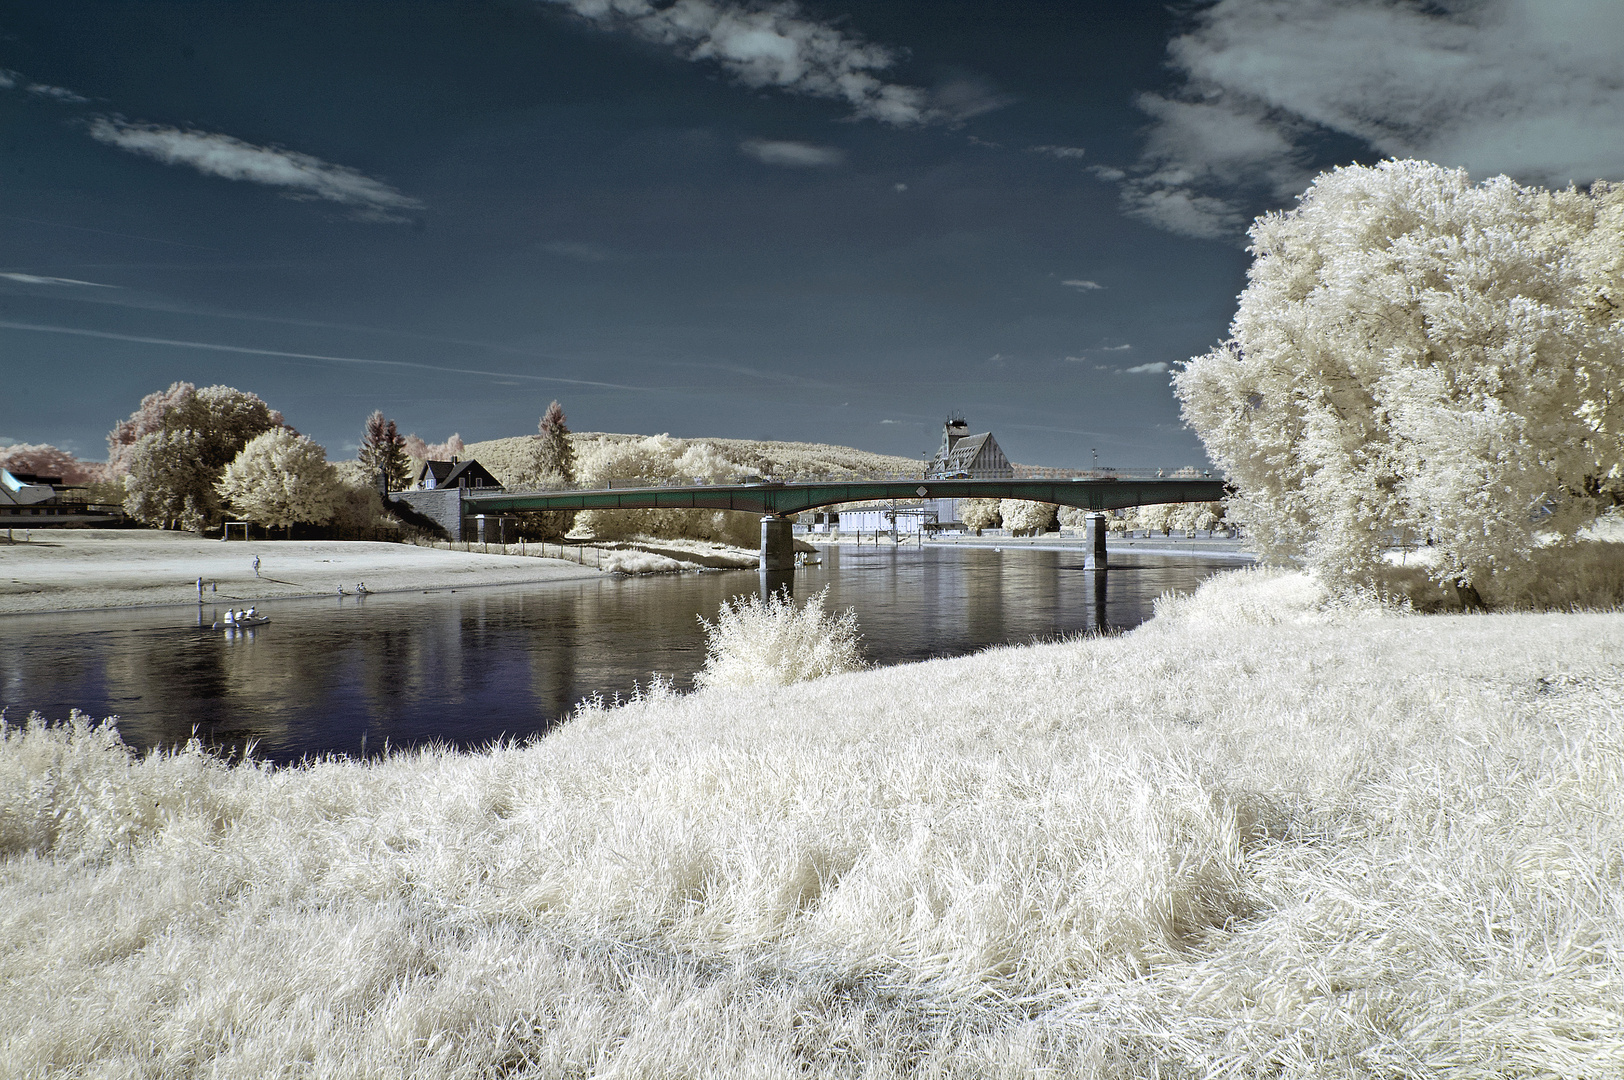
0,387,580,540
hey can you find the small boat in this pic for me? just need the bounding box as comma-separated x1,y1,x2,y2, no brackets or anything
213,609,270,629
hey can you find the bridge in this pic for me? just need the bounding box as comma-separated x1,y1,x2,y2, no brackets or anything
442,475,1229,571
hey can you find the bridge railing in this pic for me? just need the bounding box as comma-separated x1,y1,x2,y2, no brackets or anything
488,467,1219,496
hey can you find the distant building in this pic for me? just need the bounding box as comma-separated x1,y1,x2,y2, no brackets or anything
0,468,122,526
830,504,938,535
925,418,1012,479
411,456,503,491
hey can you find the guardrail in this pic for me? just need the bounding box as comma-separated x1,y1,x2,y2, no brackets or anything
495,468,1219,496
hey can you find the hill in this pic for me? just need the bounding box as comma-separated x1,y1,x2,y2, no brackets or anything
461,431,921,488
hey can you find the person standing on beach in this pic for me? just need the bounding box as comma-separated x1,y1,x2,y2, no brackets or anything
252,555,260,577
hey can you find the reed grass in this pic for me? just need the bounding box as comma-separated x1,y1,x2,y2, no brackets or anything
3,568,1622,1077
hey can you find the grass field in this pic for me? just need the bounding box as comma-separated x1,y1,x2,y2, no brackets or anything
3,569,1622,1077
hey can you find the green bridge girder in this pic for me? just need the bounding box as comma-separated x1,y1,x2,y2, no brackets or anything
462,477,1229,518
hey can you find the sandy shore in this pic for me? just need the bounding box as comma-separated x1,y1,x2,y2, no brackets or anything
0,529,603,614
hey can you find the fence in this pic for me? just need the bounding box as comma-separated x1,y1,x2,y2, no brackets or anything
408,536,613,568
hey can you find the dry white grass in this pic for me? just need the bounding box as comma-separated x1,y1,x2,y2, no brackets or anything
694,588,865,689
4,569,1624,1077
600,548,689,575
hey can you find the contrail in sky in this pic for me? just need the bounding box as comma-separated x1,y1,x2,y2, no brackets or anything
0,320,640,390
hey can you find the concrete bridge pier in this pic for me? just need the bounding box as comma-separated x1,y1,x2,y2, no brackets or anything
1084,513,1108,571
760,515,795,573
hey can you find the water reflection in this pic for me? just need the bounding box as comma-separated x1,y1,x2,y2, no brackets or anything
0,547,1233,763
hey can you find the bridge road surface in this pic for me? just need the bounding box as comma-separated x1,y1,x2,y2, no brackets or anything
463,477,1230,571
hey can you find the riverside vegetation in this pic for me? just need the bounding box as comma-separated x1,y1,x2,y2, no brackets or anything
4,568,1622,1078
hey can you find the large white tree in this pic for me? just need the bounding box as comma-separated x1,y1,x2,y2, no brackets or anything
1176,160,1624,598
217,429,345,536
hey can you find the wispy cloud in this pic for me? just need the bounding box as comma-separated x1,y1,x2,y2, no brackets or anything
0,320,640,390
1122,361,1168,374
1030,145,1087,160
1101,344,1132,352
87,118,423,220
1123,0,1624,239
739,138,845,167
931,75,1014,122
1062,279,1104,291
539,0,931,124
542,240,618,262
0,272,119,288
0,69,89,103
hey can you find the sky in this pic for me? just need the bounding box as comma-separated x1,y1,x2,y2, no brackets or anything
2,0,1619,470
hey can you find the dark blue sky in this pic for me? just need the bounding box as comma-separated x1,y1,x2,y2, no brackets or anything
2,0,1615,468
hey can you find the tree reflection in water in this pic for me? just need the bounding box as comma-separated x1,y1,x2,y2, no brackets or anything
0,548,1233,763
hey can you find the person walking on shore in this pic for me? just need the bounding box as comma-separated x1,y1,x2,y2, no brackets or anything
252,555,260,578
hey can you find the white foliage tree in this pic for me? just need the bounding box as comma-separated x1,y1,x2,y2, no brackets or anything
998,499,1057,536
574,434,759,545
216,429,345,536
1176,160,1624,598
956,498,1001,532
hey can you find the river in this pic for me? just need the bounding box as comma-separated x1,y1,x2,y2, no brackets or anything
0,545,1237,762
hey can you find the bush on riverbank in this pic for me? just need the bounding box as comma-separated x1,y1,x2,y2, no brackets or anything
692,587,864,689
3,570,1623,1077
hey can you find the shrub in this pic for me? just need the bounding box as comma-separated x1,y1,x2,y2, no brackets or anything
695,587,864,689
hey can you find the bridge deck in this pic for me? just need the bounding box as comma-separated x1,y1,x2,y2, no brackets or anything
463,477,1227,517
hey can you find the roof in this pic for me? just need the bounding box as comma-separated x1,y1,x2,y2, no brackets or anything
0,468,59,507
413,458,503,490
929,430,1011,478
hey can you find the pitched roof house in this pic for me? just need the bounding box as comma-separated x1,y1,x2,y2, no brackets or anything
411,457,503,491
926,419,1012,479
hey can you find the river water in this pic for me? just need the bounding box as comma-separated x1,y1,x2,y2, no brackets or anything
0,546,1236,763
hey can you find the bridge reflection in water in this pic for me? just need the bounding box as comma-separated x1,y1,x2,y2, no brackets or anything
757,544,1112,632
0,547,1229,762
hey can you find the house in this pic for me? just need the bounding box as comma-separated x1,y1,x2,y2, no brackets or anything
925,418,1012,479
411,456,503,491
0,469,122,526
829,504,938,535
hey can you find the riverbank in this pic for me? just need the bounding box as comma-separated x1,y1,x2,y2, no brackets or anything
4,568,1620,1077
0,529,602,614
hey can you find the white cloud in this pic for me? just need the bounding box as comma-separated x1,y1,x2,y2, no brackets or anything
1087,165,1126,182
1101,344,1133,352
893,182,907,192
1122,361,1169,374
540,0,931,124
0,69,88,103
0,272,118,288
1126,0,1624,238
1031,145,1087,160
87,118,423,219
739,139,845,167
1062,279,1104,291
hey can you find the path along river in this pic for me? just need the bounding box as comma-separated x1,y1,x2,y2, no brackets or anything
1,544,1241,763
